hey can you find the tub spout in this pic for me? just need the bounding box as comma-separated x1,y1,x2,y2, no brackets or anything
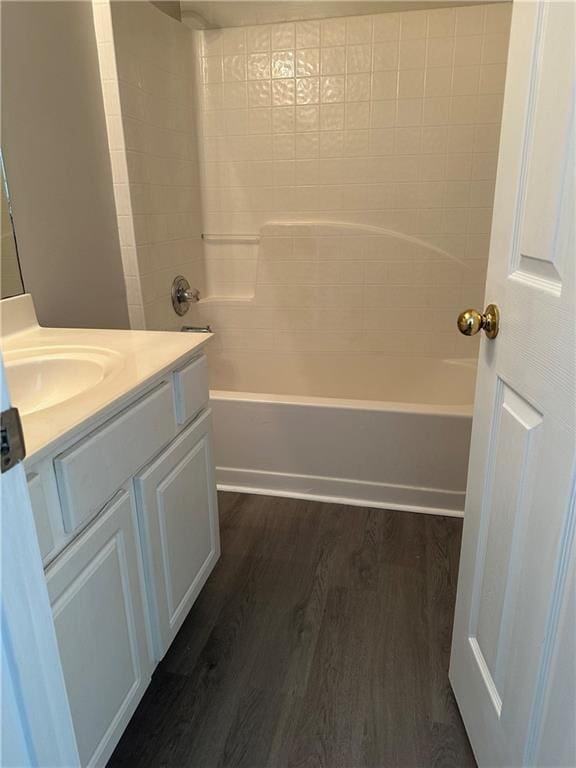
181,325,212,333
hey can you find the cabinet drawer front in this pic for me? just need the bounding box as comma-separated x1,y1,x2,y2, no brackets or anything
136,409,220,659
27,473,55,561
46,491,152,768
55,382,176,533
173,354,209,425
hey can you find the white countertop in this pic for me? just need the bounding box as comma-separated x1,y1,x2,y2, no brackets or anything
1,296,211,463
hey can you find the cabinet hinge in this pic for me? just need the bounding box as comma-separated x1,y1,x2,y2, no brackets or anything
1,407,26,473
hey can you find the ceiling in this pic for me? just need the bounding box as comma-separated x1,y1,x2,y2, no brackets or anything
180,1,499,29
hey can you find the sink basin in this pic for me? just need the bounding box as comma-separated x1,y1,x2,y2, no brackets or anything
4,346,122,416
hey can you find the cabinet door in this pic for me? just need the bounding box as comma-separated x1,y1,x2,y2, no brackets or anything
46,490,152,768
136,409,220,660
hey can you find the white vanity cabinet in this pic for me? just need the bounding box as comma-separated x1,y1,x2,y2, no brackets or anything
45,490,153,768
136,408,220,660
22,349,219,767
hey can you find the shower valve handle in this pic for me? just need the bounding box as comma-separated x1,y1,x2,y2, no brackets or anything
171,275,200,316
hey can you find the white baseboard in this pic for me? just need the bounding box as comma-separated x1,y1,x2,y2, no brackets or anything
216,467,465,518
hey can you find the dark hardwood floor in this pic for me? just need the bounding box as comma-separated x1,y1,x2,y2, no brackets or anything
109,493,475,768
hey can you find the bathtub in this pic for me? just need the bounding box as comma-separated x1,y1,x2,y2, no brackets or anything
208,352,476,516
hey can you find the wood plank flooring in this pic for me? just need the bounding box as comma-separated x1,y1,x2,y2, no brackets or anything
109,493,475,768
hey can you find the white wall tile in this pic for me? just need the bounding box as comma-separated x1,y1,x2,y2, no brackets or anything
321,46,345,75
246,26,271,52
223,54,247,82
456,5,486,36
321,18,346,47
296,76,320,104
296,20,320,49
272,79,296,105
321,75,345,103
373,42,399,71
247,52,270,80
427,8,455,38
272,22,295,49
454,35,483,66
427,37,455,67
96,0,206,330
399,39,426,69
346,15,373,44
346,73,371,102
222,28,246,54
401,10,428,40
373,13,400,42
347,44,372,73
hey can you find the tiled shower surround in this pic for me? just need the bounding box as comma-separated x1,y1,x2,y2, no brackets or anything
95,2,512,358
196,4,510,235
94,0,205,330
189,2,511,357
191,221,488,357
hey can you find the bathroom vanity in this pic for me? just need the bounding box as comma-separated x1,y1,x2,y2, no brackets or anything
2,296,219,767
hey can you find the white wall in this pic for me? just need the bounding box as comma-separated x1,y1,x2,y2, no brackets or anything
1,1,129,329
94,0,204,330
1,183,22,299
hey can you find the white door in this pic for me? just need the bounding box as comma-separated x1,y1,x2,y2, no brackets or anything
450,3,575,767
0,353,80,767
135,409,220,660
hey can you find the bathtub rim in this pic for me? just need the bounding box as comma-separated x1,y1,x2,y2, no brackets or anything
210,388,474,417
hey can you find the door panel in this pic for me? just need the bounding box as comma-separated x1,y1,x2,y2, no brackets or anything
46,490,152,768
158,440,213,621
514,2,573,286
136,409,220,660
450,2,575,766
474,383,542,698
534,545,576,766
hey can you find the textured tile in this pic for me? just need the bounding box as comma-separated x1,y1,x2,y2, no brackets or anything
296,105,319,132
296,20,320,49
321,17,346,47
223,55,246,82
189,4,510,346
296,76,320,105
247,80,272,107
271,50,295,79
373,42,399,71
346,73,371,102
347,44,372,73
320,103,345,131
246,26,271,52
373,12,400,42
321,75,345,103
272,79,296,106
296,48,320,77
272,106,295,133
247,53,270,80
346,15,373,44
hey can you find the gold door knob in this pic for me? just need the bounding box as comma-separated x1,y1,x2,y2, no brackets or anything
457,304,500,339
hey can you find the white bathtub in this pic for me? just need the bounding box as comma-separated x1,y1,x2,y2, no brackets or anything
208,352,476,516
